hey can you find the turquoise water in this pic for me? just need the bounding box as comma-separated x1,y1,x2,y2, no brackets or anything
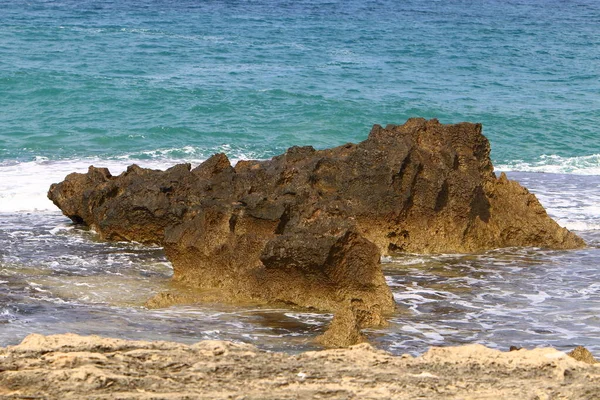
0,0,599,355
2,0,599,166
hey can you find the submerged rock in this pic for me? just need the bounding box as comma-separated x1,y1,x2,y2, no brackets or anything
48,118,584,346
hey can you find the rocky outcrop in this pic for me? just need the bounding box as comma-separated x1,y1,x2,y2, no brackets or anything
1,333,598,399
48,118,584,346
569,346,599,364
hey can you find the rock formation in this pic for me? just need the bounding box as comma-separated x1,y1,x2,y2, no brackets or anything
569,346,599,364
48,118,585,346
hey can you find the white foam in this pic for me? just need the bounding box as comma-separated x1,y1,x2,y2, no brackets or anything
380,255,393,263
537,197,600,232
423,331,444,342
496,153,600,175
522,291,550,305
556,220,600,231
49,225,74,235
401,325,421,334
506,170,600,232
0,157,200,213
393,293,436,303
401,323,446,343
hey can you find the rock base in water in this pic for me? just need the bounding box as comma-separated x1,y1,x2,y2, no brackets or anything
1,334,599,399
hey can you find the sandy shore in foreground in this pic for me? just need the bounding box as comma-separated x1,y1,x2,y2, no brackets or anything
1,333,599,399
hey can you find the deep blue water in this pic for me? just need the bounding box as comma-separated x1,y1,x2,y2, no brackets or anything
0,0,599,355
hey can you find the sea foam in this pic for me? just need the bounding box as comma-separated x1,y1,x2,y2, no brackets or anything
496,154,600,175
0,156,199,213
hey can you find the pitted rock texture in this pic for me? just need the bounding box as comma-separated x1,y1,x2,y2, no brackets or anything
1,334,599,399
48,118,584,346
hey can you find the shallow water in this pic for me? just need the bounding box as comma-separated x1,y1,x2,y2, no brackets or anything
378,242,600,354
1,172,598,355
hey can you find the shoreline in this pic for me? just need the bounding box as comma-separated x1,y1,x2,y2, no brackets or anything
1,333,599,399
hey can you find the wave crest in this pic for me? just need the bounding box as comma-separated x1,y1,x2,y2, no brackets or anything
496,154,600,175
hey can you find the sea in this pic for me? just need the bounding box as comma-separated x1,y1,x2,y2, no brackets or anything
1,0,599,356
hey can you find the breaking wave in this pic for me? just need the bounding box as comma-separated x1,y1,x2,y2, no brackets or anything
496,154,600,175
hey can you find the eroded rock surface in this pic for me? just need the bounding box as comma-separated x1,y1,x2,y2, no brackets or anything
569,346,599,364
1,334,599,399
48,118,584,346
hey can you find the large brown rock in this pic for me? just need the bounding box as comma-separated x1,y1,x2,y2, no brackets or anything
47,118,584,346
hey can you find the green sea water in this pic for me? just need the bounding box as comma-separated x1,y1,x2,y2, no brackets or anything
1,0,599,168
